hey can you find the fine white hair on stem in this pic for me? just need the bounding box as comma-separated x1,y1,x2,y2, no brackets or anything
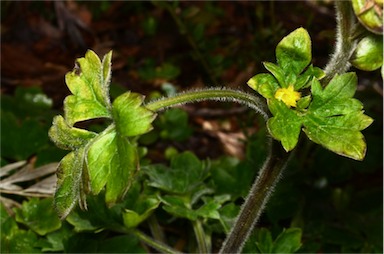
323,1,358,85
145,87,269,121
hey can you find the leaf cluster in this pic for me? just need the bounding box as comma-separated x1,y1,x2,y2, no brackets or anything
0,87,63,165
248,28,373,160
48,50,157,218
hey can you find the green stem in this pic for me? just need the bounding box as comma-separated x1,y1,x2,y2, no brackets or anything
145,87,268,120
148,214,166,243
145,87,271,253
192,219,210,254
219,140,291,254
134,230,183,254
323,1,358,85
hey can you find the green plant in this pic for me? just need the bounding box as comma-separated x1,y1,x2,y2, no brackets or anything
2,1,381,253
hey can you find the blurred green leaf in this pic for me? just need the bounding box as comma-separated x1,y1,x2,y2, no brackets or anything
209,156,254,199
160,195,197,220
243,227,302,253
122,195,160,228
217,203,240,233
14,198,61,236
158,108,193,141
39,223,74,252
144,152,207,194
141,16,157,36
66,211,100,232
272,228,302,253
1,87,53,119
66,194,125,233
64,233,98,253
98,234,146,253
1,111,49,160
256,228,274,253
1,229,41,253
1,204,41,253
160,194,229,221
138,59,181,81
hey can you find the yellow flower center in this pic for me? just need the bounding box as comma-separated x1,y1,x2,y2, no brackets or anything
274,85,301,107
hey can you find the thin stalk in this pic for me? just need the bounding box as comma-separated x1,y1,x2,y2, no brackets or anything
148,214,166,243
323,1,358,85
192,219,210,254
145,87,268,120
134,230,183,254
219,140,291,254
145,87,270,253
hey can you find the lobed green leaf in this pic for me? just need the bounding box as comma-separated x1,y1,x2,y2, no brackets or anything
64,50,113,126
247,73,279,99
304,75,373,160
263,62,287,88
14,198,62,236
303,113,372,160
310,73,357,104
54,148,87,219
267,100,302,152
276,27,312,76
295,65,325,90
49,115,97,150
272,228,302,253
87,130,139,206
144,152,206,195
50,50,159,218
64,95,110,127
122,196,160,228
255,228,274,253
112,92,156,137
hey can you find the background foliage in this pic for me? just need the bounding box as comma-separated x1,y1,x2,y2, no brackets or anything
1,1,382,253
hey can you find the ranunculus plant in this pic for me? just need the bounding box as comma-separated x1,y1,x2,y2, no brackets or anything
48,2,377,253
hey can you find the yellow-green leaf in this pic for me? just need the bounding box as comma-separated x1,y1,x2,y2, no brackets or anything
87,130,139,206
112,92,156,137
64,50,113,126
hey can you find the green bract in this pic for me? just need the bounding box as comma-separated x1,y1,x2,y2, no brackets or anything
352,0,383,35
49,50,156,219
248,28,373,160
350,34,383,71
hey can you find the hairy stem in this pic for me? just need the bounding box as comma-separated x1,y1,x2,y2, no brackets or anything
323,1,358,85
145,87,268,120
219,140,291,254
145,87,270,252
134,230,183,254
